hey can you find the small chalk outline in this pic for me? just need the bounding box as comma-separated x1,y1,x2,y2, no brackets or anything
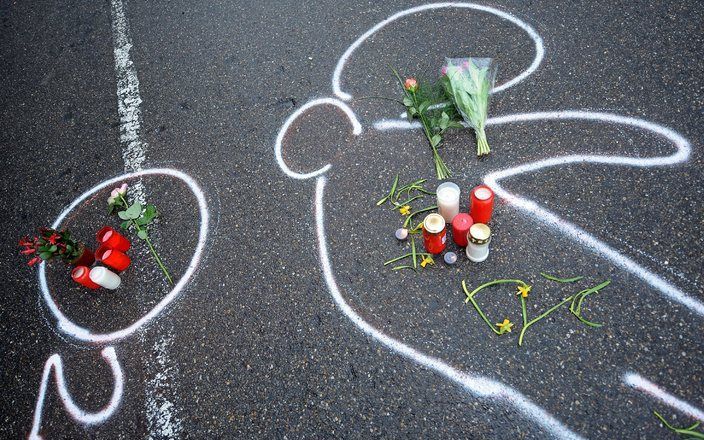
28,347,124,440
37,168,210,344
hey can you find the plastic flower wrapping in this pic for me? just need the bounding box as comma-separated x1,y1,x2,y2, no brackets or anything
441,57,497,156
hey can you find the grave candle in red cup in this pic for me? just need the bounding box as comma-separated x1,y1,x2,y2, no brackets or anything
72,266,100,289
96,245,131,272
469,185,495,224
96,226,131,252
422,213,447,254
451,213,474,247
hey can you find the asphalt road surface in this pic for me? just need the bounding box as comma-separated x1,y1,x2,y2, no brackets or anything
1,0,703,439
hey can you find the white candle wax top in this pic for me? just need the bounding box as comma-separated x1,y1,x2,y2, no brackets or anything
102,230,113,241
436,182,460,202
73,267,86,278
474,187,492,200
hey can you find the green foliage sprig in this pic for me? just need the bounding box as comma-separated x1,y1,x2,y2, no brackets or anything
378,174,438,271
108,184,173,285
462,275,611,346
654,411,704,439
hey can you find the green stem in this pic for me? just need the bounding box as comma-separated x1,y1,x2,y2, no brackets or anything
384,252,431,266
119,194,173,285
462,280,501,335
521,296,528,327
518,295,574,346
403,205,438,228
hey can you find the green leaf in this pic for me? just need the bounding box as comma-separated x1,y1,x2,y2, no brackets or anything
439,112,450,130
118,210,130,220
125,202,143,219
39,252,53,260
120,220,131,230
418,100,430,114
402,96,413,107
141,205,158,223
408,107,417,116
137,229,148,240
430,134,442,147
49,245,58,252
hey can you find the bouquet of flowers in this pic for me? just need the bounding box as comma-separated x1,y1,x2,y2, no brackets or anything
394,70,462,180
441,57,497,156
19,228,92,266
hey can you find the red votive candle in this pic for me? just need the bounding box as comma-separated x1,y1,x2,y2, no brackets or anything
422,213,447,255
72,266,100,289
97,226,131,252
469,185,495,224
96,245,131,272
451,213,474,247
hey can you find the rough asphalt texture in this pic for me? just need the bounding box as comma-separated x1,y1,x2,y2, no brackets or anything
1,0,703,438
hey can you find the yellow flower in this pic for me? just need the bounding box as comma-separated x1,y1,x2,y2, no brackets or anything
399,205,411,216
496,318,514,334
517,285,532,298
420,255,434,268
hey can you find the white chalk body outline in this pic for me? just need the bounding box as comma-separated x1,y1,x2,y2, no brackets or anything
29,347,124,439
375,111,701,316
274,2,701,438
624,372,704,422
315,177,584,439
332,1,544,101
37,168,210,344
275,98,362,180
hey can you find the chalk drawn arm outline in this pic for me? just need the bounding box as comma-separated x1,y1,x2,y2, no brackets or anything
275,98,362,180
624,372,704,421
374,110,701,316
29,347,124,439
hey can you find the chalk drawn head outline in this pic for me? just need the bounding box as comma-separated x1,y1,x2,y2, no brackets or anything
274,2,698,439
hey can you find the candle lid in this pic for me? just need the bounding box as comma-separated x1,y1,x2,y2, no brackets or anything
469,223,491,244
474,187,493,201
423,213,445,234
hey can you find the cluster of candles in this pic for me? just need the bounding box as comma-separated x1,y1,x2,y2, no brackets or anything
418,183,495,263
71,226,132,290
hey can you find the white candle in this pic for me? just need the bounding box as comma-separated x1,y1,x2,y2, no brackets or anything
436,182,460,223
466,223,492,262
89,266,122,290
